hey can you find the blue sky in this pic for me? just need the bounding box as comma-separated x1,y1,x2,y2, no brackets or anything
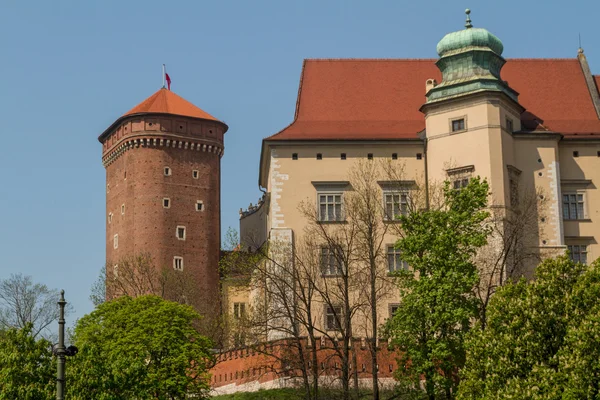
0,0,598,324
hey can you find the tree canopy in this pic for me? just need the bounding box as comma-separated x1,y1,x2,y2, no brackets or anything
0,324,55,400
458,256,600,399
68,295,214,400
386,178,491,399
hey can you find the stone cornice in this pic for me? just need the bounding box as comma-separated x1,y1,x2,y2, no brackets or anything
102,136,224,167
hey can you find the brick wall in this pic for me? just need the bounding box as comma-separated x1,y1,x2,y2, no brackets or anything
210,337,400,392
102,115,225,317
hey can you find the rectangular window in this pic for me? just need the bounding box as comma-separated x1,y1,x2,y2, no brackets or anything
163,198,170,208
121,204,125,215
325,305,342,330
392,153,398,160
113,234,118,249
562,193,585,220
509,178,519,208
447,166,474,192
113,264,119,278
318,193,343,222
164,167,171,176
451,118,465,132
453,178,470,190
108,213,113,224
173,256,184,271
192,170,199,179
387,245,408,272
389,304,400,318
321,246,343,276
292,153,298,160
316,153,322,160
340,153,346,160
384,192,408,220
416,153,422,160
367,153,373,160
568,245,588,265
573,151,579,158
176,226,186,240
196,201,204,211
506,118,514,133
233,302,246,319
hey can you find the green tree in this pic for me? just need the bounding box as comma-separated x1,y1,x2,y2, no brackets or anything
386,178,490,400
458,256,600,400
0,324,55,400
68,295,214,400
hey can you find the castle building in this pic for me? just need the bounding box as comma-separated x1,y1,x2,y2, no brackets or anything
222,10,600,383
99,88,227,315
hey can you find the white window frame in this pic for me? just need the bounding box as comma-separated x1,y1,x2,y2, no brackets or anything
192,170,199,179
108,213,113,224
387,245,408,272
196,200,204,212
163,198,171,209
318,192,344,222
383,191,409,221
320,246,344,276
567,244,588,265
389,303,400,319
113,234,118,249
121,204,125,215
325,305,342,331
176,225,186,241
113,264,119,279
233,302,246,319
173,256,184,271
164,166,172,176
562,192,586,220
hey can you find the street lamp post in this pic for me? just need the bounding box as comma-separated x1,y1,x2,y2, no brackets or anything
54,290,78,400
56,290,66,400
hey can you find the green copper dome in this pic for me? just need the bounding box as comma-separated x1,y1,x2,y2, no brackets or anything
436,27,504,56
425,9,518,104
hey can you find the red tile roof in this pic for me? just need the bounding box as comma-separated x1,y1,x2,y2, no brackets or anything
99,88,226,142
267,58,600,141
124,88,221,122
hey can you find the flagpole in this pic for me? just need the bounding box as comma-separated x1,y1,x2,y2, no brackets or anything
162,64,166,88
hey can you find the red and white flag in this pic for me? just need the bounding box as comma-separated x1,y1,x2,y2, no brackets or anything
163,64,172,90
165,72,171,90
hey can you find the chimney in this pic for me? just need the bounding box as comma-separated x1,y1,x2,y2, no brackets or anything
425,79,437,94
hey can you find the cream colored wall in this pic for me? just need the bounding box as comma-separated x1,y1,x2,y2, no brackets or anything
266,142,425,334
222,280,251,316
558,141,600,263
424,95,522,207
255,100,600,340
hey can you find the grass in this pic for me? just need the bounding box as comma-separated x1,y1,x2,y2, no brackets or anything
211,387,400,399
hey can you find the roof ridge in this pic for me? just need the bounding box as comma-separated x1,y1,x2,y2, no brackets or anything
304,58,437,62
302,57,578,62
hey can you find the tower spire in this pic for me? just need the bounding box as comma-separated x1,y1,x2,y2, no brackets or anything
465,9,472,29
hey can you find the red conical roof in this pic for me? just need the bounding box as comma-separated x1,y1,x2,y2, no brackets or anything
124,88,221,121
99,88,226,142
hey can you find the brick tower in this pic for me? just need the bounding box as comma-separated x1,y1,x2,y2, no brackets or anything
99,88,227,316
